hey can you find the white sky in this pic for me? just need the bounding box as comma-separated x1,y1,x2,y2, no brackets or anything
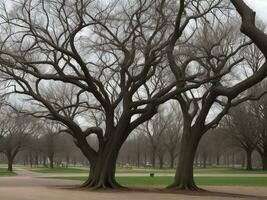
4,0,267,23
246,0,267,22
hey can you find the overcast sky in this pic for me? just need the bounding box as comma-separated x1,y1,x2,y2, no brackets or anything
246,0,267,22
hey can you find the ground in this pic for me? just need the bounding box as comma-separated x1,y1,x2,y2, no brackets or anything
0,167,267,200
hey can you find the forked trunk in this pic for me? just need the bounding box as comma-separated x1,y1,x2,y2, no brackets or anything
81,138,125,189
168,129,202,191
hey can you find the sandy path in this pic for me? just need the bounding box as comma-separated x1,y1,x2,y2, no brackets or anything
0,168,266,200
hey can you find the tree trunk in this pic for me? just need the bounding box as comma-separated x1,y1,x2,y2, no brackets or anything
151,150,156,168
168,129,201,190
261,152,267,170
29,154,33,168
158,154,164,169
35,155,39,167
136,150,140,168
81,138,125,189
169,152,175,168
245,149,253,170
49,155,54,168
43,156,47,167
203,155,207,168
7,157,13,172
216,154,220,166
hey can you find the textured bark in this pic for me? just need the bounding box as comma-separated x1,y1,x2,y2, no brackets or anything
168,129,201,191
79,131,128,189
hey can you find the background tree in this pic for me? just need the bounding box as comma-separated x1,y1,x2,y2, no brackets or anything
222,104,260,170
0,109,36,171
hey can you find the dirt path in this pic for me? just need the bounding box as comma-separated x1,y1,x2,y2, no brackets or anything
0,168,266,200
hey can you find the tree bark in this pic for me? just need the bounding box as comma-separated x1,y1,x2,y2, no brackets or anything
48,155,54,168
151,150,156,168
168,129,201,190
245,149,253,170
80,135,127,189
261,152,267,170
216,154,220,166
169,151,175,168
7,157,14,172
158,154,164,169
35,155,39,167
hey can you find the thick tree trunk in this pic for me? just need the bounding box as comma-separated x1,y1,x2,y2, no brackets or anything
7,157,13,172
168,130,201,190
245,150,253,170
81,138,125,189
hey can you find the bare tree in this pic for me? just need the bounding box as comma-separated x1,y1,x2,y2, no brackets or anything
0,0,199,188
163,104,182,168
222,104,259,170
249,83,267,170
139,112,170,168
167,0,267,190
0,109,36,171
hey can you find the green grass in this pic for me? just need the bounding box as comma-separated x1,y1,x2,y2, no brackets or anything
31,167,89,173
0,168,16,176
30,167,267,174
51,176,267,186
118,167,267,174
193,167,267,174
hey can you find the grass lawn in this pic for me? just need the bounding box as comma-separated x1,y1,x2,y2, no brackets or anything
50,176,267,186
0,168,16,176
193,167,267,174
30,166,267,174
118,167,267,174
31,167,89,173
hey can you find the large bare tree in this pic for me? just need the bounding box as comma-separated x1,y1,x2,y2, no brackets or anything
0,0,212,188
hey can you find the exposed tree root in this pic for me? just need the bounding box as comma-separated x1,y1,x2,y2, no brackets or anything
80,177,125,190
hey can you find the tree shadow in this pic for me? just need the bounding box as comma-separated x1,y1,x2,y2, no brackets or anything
60,185,267,200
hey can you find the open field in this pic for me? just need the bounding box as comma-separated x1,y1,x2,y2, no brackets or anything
0,168,16,176
46,176,267,187
29,166,267,174
31,167,89,173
